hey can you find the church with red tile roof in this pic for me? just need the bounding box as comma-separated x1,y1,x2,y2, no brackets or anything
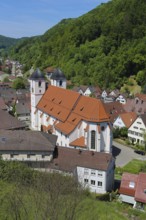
29,69,113,153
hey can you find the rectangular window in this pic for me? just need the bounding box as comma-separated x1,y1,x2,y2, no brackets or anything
133,126,138,129
140,128,145,131
84,168,89,175
98,171,103,177
98,181,102,187
84,179,88,183
91,180,95,185
91,170,96,175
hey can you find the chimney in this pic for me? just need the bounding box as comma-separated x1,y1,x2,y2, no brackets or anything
78,149,82,154
91,151,94,156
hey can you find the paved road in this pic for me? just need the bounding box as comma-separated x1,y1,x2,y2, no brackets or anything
112,141,146,167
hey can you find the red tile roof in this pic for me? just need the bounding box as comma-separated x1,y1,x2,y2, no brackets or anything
135,173,146,203
70,136,86,148
119,173,138,197
120,112,137,128
135,93,146,101
38,86,110,135
119,172,146,203
37,85,81,122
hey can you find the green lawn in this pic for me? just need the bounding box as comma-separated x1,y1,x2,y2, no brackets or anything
115,159,146,177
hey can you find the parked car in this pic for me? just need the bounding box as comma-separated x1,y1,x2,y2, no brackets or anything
134,150,145,155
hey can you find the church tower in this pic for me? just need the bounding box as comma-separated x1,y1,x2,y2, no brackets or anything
29,68,46,130
50,68,66,89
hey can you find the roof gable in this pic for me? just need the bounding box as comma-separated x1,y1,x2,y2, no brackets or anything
120,112,137,128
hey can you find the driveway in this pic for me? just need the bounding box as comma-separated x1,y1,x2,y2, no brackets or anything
112,141,146,167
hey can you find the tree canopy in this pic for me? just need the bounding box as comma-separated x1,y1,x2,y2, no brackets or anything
5,0,146,90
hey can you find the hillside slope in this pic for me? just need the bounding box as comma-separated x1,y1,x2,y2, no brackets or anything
8,0,146,89
0,35,18,49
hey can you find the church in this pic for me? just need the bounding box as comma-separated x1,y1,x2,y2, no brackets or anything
29,68,114,193
30,68,113,153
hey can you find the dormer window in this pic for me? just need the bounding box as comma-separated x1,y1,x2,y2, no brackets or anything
80,107,84,111
72,118,76,122
129,181,135,188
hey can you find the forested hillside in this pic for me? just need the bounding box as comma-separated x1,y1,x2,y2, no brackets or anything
0,35,19,49
8,0,146,89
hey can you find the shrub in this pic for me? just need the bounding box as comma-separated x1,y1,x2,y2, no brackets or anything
96,192,110,201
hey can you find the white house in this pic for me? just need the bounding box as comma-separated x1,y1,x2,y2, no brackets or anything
128,113,146,145
113,112,137,129
29,69,112,153
116,95,126,104
49,146,115,194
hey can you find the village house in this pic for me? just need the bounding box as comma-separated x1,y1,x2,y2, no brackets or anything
124,93,146,115
119,172,146,209
103,102,126,124
72,85,101,98
0,130,57,166
113,112,137,129
116,94,127,104
128,113,146,145
49,146,115,194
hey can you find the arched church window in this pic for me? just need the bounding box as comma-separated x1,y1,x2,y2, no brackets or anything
59,80,62,86
91,130,96,149
38,81,42,87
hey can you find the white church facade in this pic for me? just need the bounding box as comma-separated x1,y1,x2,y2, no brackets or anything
30,69,113,153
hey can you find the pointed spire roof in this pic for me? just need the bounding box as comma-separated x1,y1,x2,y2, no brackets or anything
50,68,66,80
29,68,45,80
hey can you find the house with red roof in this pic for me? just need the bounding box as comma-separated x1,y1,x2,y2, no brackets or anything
128,113,146,145
119,172,146,209
113,112,137,129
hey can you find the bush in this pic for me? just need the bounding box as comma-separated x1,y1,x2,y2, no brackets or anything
96,193,110,201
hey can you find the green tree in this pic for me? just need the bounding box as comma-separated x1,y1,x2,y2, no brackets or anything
136,70,146,85
3,76,10,82
12,77,26,90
